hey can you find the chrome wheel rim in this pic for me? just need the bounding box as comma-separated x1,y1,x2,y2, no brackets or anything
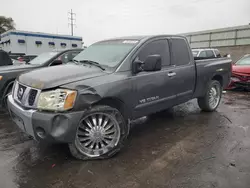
208,85,220,109
75,113,121,157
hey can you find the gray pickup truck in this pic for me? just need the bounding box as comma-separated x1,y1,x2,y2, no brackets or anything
0,48,82,108
8,35,232,160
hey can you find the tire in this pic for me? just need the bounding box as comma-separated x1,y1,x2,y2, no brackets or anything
198,80,222,112
69,105,129,160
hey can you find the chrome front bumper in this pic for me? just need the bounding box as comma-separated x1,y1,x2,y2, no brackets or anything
7,94,84,143
7,95,36,137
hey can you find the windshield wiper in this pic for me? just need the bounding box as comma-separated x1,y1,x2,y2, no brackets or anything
78,60,105,70
72,59,80,65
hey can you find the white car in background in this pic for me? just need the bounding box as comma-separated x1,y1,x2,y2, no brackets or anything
192,48,222,59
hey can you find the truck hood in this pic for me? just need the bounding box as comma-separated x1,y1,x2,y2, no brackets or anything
232,65,250,75
0,64,36,73
18,64,108,89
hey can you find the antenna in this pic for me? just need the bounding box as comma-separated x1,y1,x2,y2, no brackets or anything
68,9,76,36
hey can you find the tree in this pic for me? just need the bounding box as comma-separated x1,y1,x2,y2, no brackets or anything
0,16,15,34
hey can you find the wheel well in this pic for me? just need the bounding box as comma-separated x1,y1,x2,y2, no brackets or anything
5,81,14,93
212,75,223,86
1,80,14,99
1,80,14,107
93,97,128,118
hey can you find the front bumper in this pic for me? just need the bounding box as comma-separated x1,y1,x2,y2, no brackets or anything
7,95,84,143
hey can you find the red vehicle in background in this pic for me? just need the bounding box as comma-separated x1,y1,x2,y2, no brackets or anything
227,54,250,91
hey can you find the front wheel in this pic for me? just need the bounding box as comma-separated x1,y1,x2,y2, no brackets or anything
69,105,129,160
198,80,222,112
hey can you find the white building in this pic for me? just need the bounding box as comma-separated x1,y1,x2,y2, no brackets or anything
0,30,83,55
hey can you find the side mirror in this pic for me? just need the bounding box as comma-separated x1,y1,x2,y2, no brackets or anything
132,55,162,74
50,59,63,66
143,55,162,71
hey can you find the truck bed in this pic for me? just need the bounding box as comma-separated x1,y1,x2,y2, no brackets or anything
194,57,232,98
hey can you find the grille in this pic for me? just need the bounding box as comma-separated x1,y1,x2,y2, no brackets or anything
28,89,38,106
13,81,41,108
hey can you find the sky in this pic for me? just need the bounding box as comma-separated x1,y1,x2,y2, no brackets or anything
1,0,250,45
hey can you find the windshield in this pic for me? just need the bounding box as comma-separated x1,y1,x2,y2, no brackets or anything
29,52,58,65
235,56,250,65
192,50,199,57
73,40,139,67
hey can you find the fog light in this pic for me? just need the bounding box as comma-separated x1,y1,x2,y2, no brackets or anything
36,127,46,139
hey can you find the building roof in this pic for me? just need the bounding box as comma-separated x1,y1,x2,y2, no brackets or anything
0,30,82,41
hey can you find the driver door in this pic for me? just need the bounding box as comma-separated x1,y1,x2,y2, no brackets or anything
131,39,177,119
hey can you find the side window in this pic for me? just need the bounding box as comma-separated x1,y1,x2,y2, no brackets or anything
199,51,206,57
215,50,221,57
206,50,215,58
136,40,170,66
171,38,190,66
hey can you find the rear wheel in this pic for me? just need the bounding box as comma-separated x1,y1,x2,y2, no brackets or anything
69,105,129,160
198,80,222,112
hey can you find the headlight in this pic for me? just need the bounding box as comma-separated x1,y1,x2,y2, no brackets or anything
37,89,77,111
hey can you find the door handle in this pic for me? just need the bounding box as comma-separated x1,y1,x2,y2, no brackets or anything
167,72,176,77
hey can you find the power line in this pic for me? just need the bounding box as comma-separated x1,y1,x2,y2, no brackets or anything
68,9,76,36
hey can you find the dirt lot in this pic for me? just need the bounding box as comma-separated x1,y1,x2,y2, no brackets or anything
0,91,249,188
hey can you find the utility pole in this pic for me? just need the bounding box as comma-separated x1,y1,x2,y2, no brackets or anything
68,9,76,36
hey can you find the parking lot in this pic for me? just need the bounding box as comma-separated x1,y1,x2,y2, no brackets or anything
0,91,249,188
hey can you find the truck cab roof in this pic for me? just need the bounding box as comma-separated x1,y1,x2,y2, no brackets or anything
99,35,187,43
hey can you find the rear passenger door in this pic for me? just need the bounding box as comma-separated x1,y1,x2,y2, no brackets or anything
170,38,196,103
132,39,177,118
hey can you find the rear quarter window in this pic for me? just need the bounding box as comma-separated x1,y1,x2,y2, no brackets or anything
171,38,190,66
